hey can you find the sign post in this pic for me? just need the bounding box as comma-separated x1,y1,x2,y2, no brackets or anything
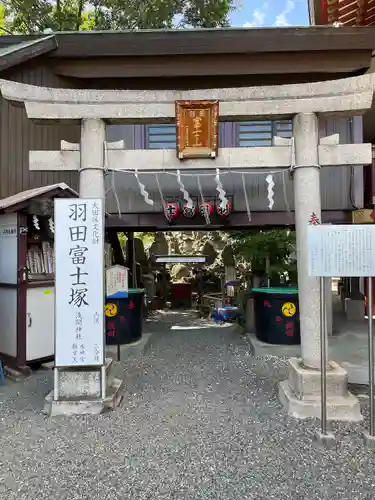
54,198,105,401
368,277,374,439
308,224,375,448
319,276,328,438
105,265,129,362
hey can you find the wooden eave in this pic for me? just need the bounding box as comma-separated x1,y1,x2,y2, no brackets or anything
0,27,374,85
0,183,78,214
0,26,374,59
49,26,375,57
0,35,57,72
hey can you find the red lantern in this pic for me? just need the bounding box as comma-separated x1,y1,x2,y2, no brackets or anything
216,201,232,217
182,204,197,218
164,202,179,221
199,202,213,218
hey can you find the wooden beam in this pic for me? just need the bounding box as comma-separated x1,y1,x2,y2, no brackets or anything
105,210,351,230
49,27,375,58
53,51,370,80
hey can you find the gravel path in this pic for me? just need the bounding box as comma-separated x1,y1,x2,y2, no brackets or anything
1,310,375,500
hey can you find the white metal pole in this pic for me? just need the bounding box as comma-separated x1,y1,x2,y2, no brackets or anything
53,367,59,401
369,277,374,436
320,276,327,435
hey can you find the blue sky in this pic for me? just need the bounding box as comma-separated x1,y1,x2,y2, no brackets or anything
229,0,309,27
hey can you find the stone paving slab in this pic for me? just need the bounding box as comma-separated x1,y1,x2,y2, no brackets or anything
247,329,371,385
245,293,374,385
0,311,375,500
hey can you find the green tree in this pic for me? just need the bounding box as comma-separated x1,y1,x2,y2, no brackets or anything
2,0,236,33
229,229,297,285
0,4,10,34
118,232,155,251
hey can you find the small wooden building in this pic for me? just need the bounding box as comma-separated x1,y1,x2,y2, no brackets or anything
0,183,77,369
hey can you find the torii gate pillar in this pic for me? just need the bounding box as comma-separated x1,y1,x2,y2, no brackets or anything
293,112,322,370
279,112,361,421
80,119,106,198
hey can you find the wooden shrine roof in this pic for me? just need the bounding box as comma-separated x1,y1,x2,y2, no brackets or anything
0,183,78,213
1,26,375,67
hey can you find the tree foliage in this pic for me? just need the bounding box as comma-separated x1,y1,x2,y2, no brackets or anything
229,229,297,280
0,4,9,34
118,232,155,252
1,0,236,34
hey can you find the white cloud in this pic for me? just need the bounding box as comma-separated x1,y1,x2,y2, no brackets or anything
274,0,295,27
243,2,269,27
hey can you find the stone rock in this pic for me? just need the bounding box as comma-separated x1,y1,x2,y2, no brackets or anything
134,238,147,263
170,240,181,254
213,234,226,250
171,264,190,281
149,232,168,257
222,245,235,267
184,238,193,253
202,242,217,265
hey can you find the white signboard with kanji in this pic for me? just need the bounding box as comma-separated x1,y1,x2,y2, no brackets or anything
308,224,375,277
54,199,105,367
106,265,128,296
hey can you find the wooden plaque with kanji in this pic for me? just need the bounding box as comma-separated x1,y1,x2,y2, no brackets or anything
175,100,219,160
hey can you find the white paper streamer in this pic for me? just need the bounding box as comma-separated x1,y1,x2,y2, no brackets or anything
197,176,210,225
48,217,55,234
155,173,169,219
266,174,275,210
241,174,251,221
177,169,193,209
32,215,40,230
215,168,228,208
135,169,154,206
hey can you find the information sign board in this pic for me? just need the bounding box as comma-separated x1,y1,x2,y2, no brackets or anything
54,199,104,367
308,224,375,277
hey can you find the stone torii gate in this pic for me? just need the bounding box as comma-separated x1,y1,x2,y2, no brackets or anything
0,74,373,419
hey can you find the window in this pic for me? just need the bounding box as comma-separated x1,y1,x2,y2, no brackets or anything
237,120,292,147
145,120,293,149
147,124,177,149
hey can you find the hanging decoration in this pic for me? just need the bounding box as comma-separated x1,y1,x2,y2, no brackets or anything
266,174,275,210
241,173,251,222
197,176,211,225
199,201,213,220
32,215,40,230
177,169,193,210
48,217,55,234
164,202,179,221
155,173,169,220
216,200,232,217
215,168,229,212
182,204,197,218
135,169,154,206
